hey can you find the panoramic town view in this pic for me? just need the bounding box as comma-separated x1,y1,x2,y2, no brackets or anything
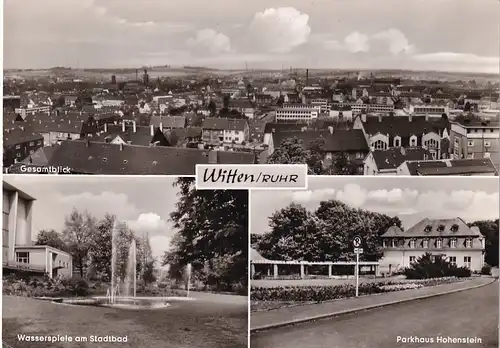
2,176,248,348
3,0,499,175
250,177,499,348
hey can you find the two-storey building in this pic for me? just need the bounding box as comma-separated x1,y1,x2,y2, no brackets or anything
379,218,485,275
202,118,249,145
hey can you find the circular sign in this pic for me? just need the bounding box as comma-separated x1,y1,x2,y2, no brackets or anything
353,236,362,248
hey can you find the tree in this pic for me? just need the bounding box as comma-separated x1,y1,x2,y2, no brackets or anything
163,178,248,291
277,95,285,107
208,100,217,116
256,200,403,262
62,209,96,278
223,95,230,109
469,220,499,267
87,214,115,281
266,137,310,169
35,229,68,252
464,102,471,111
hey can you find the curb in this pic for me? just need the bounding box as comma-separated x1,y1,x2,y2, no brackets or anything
250,278,496,333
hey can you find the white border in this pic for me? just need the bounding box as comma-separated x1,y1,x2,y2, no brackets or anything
247,189,252,348
195,164,308,190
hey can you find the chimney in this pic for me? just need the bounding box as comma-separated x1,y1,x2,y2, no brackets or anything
306,69,309,85
328,126,334,134
150,124,154,136
361,113,366,122
409,114,412,122
425,113,429,121
80,111,82,116
400,147,405,156
120,143,124,151
133,121,137,133
86,139,90,147
159,122,163,131
208,150,218,164
65,111,68,115
122,122,126,132
378,114,382,123
104,123,108,133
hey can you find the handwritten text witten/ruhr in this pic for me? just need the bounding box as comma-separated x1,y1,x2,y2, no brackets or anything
195,164,307,190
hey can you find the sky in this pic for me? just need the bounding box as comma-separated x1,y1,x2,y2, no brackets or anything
4,0,499,73
4,175,180,263
250,177,500,235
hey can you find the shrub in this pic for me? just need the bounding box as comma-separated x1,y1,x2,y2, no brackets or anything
250,277,462,302
481,265,492,275
403,253,471,279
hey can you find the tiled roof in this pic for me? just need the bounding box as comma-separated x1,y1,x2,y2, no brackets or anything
371,147,432,170
202,117,248,131
380,225,404,237
382,218,482,238
94,124,154,146
264,123,305,134
3,127,44,147
404,158,498,176
272,129,369,152
43,140,255,175
149,115,186,128
361,115,449,138
170,127,202,141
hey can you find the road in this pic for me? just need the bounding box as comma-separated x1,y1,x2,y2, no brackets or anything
251,281,498,348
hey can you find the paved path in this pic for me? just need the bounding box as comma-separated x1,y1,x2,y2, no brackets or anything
251,277,493,331
251,279,498,348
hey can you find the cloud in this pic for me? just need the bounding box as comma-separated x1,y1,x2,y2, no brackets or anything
336,184,368,208
324,29,413,55
126,213,168,235
245,7,311,53
292,189,336,203
186,28,231,54
367,188,419,204
372,28,415,55
56,191,139,220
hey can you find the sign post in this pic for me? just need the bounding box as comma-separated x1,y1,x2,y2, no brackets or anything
353,236,363,297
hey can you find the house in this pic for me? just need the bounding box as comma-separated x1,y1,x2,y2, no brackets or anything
397,158,498,176
379,218,485,275
3,126,44,167
64,95,78,107
449,116,499,169
409,104,449,117
276,104,320,122
14,106,52,119
269,128,369,173
231,99,256,118
254,94,274,106
364,147,432,175
27,111,101,145
202,118,249,145
354,114,450,160
329,105,353,121
149,115,186,129
95,122,168,147
3,181,72,279
25,140,255,175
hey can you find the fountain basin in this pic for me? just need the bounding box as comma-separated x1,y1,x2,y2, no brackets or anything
53,296,195,309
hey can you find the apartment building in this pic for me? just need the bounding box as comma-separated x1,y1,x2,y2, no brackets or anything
2,181,72,278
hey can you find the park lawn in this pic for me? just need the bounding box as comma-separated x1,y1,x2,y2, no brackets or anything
3,295,247,348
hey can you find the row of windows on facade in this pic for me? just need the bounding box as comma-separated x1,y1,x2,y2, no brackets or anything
15,140,43,149
384,238,474,248
372,137,439,150
409,255,471,267
458,138,494,147
15,252,69,268
453,148,492,159
466,128,497,133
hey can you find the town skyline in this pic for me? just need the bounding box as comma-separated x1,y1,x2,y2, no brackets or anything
250,178,500,235
5,0,499,73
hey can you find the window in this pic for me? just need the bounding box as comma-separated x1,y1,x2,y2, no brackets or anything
409,239,416,248
437,224,445,232
450,239,457,248
468,140,474,147
410,135,417,147
423,239,429,248
485,140,491,147
15,145,21,150
436,239,442,248
16,153,21,157
373,139,387,150
409,256,416,263
424,225,432,233
393,136,401,147
464,256,471,268
16,252,29,264
448,256,456,266
465,239,472,248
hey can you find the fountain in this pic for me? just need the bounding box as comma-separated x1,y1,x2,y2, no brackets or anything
60,220,195,309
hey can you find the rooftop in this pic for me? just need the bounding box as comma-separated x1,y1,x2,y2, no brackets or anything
404,158,498,176
371,147,432,170
382,218,483,238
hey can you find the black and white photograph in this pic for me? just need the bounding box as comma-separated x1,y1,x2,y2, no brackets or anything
250,177,499,348
2,176,248,348
3,0,499,175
